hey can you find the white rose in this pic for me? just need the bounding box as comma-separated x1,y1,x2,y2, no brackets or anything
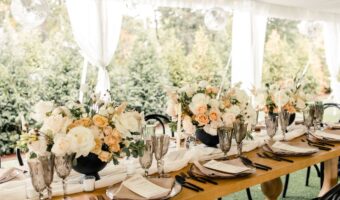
198,81,209,88
274,90,289,107
52,134,72,156
189,93,210,115
28,136,47,156
182,115,196,135
222,113,236,128
31,101,54,123
98,108,109,117
68,126,95,158
228,105,241,116
51,106,72,118
115,111,143,137
107,106,115,115
41,114,72,135
234,88,249,104
179,85,195,97
209,99,220,108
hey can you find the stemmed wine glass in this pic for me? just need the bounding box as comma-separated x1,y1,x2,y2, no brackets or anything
278,109,291,141
27,159,47,200
54,154,74,200
233,120,248,157
265,115,278,141
217,126,233,159
38,153,55,200
303,105,315,135
250,110,259,132
139,139,153,177
314,101,324,130
152,135,170,177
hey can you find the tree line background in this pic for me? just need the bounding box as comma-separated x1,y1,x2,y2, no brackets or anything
0,1,330,154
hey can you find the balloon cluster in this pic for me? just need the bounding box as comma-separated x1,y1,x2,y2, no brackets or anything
10,0,49,29
204,7,228,31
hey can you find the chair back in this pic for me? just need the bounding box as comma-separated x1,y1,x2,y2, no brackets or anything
144,114,172,136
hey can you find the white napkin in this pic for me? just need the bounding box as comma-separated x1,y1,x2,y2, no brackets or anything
203,160,250,174
313,130,340,140
272,141,318,153
122,174,170,199
275,125,307,141
327,123,340,129
95,172,127,189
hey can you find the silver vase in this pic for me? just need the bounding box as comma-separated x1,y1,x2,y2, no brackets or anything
27,159,46,200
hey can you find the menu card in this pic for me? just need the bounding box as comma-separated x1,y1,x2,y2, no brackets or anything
272,141,317,153
122,174,170,199
203,160,249,174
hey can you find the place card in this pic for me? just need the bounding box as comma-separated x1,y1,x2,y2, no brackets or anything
203,160,249,174
272,141,317,153
122,174,170,199
314,131,340,140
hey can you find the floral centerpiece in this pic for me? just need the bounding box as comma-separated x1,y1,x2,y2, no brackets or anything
166,81,256,146
254,78,309,114
18,94,144,178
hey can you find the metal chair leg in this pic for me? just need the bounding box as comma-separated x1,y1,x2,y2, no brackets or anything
283,174,290,198
306,166,311,186
314,164,321,177
246,188,252,200
320,162,324,188
217,198,222,200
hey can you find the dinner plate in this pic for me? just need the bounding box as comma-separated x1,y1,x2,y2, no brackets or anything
262,142,318,156
106,179,182,200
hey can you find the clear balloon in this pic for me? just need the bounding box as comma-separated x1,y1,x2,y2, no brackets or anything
204,7,228,31
11,0,49,29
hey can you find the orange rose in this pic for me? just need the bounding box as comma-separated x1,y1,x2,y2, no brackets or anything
195,114,209,126
206,86,218,94
209,110,219,121
283,103,296,113
104,134,120,152
77,118,92,127
92,114,109,128
103,126,113,136
92,138,103,154
223,99,231,108
98,151,112,162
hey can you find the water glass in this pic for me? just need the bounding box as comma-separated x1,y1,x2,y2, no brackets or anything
38,153,55,200
314,101,324,130
303,105,315,134
152,135,170,177
54,154,73,200
143,124,156,139
265,115,278,141
139,139,153,177
27,159,46,200
217,127,233,159
279,109,291,141
233,120,248,157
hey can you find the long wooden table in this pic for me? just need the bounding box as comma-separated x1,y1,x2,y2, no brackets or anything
51,131,340,200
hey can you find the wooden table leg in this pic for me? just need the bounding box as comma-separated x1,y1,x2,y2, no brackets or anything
319,158,338,197
261,177,283,200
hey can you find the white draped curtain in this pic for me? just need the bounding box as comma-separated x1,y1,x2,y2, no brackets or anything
231,11,267,90
323,22,340,102
66,0,124,101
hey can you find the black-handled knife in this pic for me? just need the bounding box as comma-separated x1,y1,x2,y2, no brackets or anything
175,175,204,191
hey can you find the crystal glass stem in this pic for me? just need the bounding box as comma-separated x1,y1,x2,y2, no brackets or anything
47,186,52,199
144,169,149,177
237,142,243,157
62,178,67,199
39,192,44,200
157,159,162,178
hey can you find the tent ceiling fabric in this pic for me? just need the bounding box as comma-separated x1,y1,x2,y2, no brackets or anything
130,0,340,22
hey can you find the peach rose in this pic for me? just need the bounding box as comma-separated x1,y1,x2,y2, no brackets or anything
206,86,218,94
116,102,127,115
209,109,219,121
197,105,208,114
92,138,103,155
103,126,113,136
93,114,109,128
283,103,296,113
195,114,209,126
67,118,92,131
223,99,231,108
104,134,120,152
98,151,112,162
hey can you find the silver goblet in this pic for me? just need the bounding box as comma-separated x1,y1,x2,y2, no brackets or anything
27,159,46,200
303,105,315,135
217,126,233,159
265,115,278,141
152,135,170,177
139,139,153,177
38,153,55,200
314,101,324,130
279,109,291,141
233,120,248,157
143,124,156,139
54,154,73,200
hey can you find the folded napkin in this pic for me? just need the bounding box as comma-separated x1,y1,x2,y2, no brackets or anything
0,181,29,200
313,130,340,140
274,125,307,141
110,175,174,200
271,141,318,154
326,123,340,130
193,158,254,178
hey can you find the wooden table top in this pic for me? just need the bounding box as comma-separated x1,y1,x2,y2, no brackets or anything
52,130,340,200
